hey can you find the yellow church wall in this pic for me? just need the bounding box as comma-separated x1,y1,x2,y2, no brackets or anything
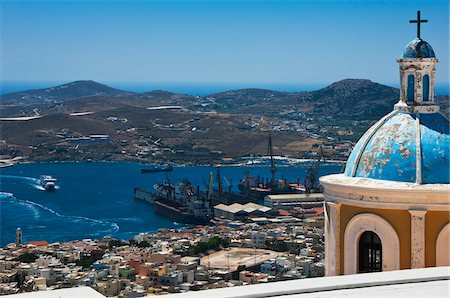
339,204,411,274
425,211,450,267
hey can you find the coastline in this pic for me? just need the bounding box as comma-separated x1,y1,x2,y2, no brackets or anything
4,156,346,168
0,160,342,246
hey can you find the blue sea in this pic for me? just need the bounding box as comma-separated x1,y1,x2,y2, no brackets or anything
0,162,341,246
2,82,448,96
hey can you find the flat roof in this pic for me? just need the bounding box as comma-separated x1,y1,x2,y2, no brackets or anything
200,248,282,272
163,266,450,298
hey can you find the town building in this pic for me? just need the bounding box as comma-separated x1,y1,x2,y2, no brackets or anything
264,193,324,210
214,203,272,220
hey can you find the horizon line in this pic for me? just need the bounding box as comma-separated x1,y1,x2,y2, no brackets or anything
1,79,449,96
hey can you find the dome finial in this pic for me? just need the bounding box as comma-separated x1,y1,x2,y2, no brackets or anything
409,10,428,39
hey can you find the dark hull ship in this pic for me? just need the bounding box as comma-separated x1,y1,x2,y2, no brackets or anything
238,135,307,200
152,179,213,225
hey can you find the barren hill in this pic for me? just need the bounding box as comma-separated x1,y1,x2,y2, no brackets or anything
1,80,133,104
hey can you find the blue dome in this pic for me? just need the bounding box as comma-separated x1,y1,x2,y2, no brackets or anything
345,111,449,184
402,38,436,58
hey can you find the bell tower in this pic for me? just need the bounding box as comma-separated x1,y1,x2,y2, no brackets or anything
321,11,450,277
16,228,22,245
395,10,439,114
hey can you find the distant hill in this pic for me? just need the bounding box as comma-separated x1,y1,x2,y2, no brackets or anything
142,89,197,104
207,79,449,119
1,80,133,104
303,79,400,119
1,78,448,163
209,88,290,104
1,79,448,119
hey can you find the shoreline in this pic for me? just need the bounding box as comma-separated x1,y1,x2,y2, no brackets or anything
0,159,341,247
4,156,346,168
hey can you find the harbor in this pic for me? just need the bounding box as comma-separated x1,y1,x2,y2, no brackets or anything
0,161,341,246
132,137,328,225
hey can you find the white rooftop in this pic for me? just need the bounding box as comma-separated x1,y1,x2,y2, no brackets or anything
214,202,270,214
164,266,450,298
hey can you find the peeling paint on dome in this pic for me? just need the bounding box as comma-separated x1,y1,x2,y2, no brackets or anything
420,113,449,183
344,111,450,184
356,113,417,182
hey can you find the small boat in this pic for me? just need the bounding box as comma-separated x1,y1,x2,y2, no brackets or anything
40,175,57,191
141,165,173,173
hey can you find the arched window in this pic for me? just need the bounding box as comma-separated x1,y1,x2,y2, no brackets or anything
423,74,430,101
344,213,399,274
407,74,415,102
358,231,382,273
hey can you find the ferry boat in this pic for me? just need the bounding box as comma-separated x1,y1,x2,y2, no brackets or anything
40,175,57,191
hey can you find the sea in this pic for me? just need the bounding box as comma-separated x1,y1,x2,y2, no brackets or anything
1,82,449,96
0,162,342,246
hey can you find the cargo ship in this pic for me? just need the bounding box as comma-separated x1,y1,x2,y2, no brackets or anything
212,166,258,205
238,174,306,200
237,135,306,200
152,179,213,225
134,187,155,204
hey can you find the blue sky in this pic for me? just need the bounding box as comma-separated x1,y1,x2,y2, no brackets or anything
1,0,449,91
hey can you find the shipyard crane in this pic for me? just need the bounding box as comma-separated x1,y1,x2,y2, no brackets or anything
305,146,325,193
207,172,214,202
268,134,276,187
216,166,223,201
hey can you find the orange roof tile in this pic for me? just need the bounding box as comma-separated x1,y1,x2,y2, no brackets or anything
27,240,48,246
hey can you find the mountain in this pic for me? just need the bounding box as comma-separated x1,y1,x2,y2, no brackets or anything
303,79,400,119
142,89,197,104
205,79,399,119
1,80,133,104
1,78,448,164
1,79,448,119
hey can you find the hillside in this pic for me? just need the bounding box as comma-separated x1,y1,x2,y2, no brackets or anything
1,79,448,164
303,79,400,119
206,79,449,119
1,80,133,104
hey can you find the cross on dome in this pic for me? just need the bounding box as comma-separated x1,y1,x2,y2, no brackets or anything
409,10,428,39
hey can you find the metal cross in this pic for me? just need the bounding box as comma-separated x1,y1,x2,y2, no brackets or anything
409,10,428,39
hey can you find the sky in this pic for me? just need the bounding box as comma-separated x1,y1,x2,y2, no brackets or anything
1,0,449,93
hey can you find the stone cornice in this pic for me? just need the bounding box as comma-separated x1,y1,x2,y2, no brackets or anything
320,174,450,210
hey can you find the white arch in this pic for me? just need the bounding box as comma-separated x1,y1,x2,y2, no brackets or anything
344,213,400,274
436,223,450,266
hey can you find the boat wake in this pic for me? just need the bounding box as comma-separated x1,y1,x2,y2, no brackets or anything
1,175,42,187
33,185,60,191
1,191,119,236
1,192,41,219
22,199,120,234
0,192,14,199
0,175,61,191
